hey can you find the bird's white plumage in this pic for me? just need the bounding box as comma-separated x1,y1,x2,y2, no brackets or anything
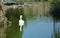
19,19,24,26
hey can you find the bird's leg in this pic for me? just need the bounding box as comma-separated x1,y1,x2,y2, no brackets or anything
20,26,22,31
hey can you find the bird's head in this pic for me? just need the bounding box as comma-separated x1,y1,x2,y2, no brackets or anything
20,15,23,19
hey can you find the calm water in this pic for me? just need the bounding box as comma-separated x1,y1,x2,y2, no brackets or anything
22,16,54,38
22,3,60,38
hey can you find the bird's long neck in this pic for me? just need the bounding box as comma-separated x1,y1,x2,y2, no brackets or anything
20,17,23,20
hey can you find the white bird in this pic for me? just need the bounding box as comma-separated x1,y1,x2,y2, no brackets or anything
19,15,24,32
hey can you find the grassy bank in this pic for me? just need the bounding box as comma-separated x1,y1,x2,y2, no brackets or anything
5,7,24,38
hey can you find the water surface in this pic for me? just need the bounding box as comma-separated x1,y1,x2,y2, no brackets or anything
22,16,53,38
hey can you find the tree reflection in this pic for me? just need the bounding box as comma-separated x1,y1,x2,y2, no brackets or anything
49,1,60,38
23,5,38,20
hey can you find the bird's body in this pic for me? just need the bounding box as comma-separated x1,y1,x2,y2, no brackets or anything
19,19,24,26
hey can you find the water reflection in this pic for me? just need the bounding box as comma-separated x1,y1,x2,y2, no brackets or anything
22,16,53,38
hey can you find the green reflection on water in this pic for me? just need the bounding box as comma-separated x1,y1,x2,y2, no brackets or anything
23,6,38,20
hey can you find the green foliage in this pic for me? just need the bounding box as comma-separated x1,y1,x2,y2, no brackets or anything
49,1,60,21
5,7,24,21
5,7,25,38
51,1,60,7
43,0,48,1
34,0,41,2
